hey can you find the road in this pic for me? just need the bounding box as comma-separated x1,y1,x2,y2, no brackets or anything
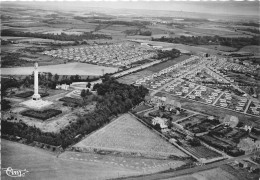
114,152,259,180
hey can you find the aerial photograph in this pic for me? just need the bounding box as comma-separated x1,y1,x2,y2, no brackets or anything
1,1,259,180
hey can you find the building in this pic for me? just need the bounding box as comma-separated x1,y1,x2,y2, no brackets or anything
152,117,168,129
56,84,70,90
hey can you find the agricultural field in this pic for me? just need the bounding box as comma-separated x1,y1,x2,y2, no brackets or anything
167,167,239,180
60,151,187,174
238,45,260,56
2,139,142,180
1,62,118,76
73,113,188,158
198,45,237,52
183,26,252,38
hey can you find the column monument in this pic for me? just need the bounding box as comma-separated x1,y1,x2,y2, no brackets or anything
32,62,41,101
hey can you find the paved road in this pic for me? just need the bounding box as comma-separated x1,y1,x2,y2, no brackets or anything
114,152,259,180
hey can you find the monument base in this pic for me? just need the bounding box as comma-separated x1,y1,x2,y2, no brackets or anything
21,99,53,109
32,94,41,101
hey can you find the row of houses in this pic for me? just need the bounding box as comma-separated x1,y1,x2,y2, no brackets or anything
42,43,156,67
135,56,202,86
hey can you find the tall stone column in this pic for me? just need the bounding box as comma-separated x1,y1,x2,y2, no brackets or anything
32,62,41,101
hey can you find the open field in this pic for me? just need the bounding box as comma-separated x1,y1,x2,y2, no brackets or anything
146,55,190,72
239,45,260,56
74,113,188,158
183,27,252,38
60,151,187,174
129,39,223,55
1,139,141,180
1,62,118,76
198,45,237,52
165,167,238,180
117,70,154,85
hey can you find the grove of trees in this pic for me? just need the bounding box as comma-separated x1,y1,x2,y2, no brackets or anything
2,78,149,149
1,29,111,41
152,36,260,49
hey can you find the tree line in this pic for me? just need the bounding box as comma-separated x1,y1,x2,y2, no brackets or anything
2,78,149,149
152,36,260,49
156,49,181,59
89,20,150,28
124,29,152,36
1,29,112,41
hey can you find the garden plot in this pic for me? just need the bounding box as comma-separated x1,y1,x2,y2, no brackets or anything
178,114,207,127
215,92,249,112
164,80,198,97
183,144,222,160
187,86,222,104
246,101,260,116
74,113,187,158
178,114,219,133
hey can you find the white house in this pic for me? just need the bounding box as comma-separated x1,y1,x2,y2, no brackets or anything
152,117,168,129
56,84,70,90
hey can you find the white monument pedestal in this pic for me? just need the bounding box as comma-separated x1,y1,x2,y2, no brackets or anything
32,94,41,101
21,99,53,110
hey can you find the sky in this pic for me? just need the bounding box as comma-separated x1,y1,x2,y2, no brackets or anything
2,1,259,16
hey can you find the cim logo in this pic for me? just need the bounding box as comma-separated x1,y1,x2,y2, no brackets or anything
2,167,29,177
